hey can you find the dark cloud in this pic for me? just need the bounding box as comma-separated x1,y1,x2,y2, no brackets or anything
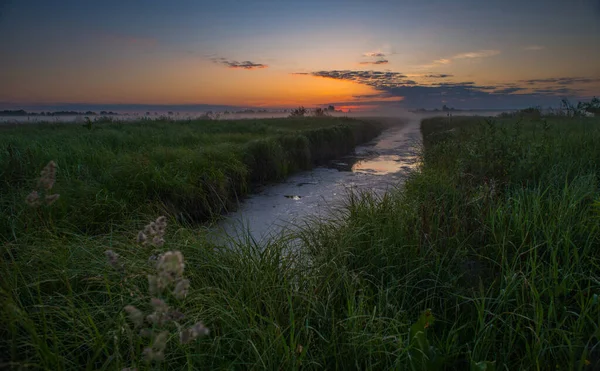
211,57,268,70
290,72,310,75
375,85,572,109
424,74,454,78
531,87,584,95
302,69,597,109
520,77,600,86
309,70,416,89
359,59,389,65
352,93,395,99
295,68,597,109
494,87,527,94
363,52,386,57
436,81,475,86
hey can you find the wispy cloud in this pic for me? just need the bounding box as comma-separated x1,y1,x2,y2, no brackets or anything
432,58,451,65
418,49,500,70
523,45,545,51
363,52,386,57
424,74,454,78
211,57,268,70
359,59,389,65
519,77,600,85
452,50,500,59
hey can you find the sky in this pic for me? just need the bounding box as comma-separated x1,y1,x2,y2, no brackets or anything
0,0,599,111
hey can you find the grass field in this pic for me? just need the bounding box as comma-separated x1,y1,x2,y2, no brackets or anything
2,115,600,370
0,117,382,238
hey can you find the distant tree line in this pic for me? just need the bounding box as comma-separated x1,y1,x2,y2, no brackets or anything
0,110,119,116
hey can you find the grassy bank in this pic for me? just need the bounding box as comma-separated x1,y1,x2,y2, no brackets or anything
2,115,600,370
0,117,383,237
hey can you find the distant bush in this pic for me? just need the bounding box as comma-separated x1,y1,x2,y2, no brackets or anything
498,107,542,120
313,108,329,117
518,107,542,120
289,106,307,117
577,97,599,117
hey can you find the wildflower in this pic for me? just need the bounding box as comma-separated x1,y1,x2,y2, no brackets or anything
155,216,167,231
137,231,147,244
143,222,156,236
156,251,184,282
179,322,209,344
152,236,165,247
37,161,57,190
148,275,160,296
124,305,144,328
147,298,170,325
25,191,41,207
147,273,171,296
150,298,169,313
139,216,167,247
143,331,169,362
173,279,190,300
25,161,60,207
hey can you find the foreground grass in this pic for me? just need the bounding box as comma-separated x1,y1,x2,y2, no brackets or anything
2,115,600,370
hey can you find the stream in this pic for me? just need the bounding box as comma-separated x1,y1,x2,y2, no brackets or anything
212,112,499,244
211,115,423,244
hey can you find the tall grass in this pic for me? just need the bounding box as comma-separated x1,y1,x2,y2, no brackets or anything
0,117,382,237
2,115,600,369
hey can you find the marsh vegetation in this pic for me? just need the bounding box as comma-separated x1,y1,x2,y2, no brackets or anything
2,114,600,369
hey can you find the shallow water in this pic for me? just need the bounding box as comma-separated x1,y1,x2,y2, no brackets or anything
212,115,424,244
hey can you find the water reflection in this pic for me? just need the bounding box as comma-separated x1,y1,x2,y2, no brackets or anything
352,154,419,175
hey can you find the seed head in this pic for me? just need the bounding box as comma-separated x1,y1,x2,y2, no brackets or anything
140,216,167,246
179,322,209,344
25,191,41,207
148,275,160,296
152,236,165,247
150,298,169,313
137,231,147,244
143,331,169,362
173,279,190,300
37,161,57,190
156,251,184,281
143,222,157,236
124,305,144,328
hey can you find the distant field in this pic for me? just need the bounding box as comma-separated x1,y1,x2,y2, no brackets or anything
0,117,383,236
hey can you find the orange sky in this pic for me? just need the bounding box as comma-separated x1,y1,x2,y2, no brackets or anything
1,0,599,109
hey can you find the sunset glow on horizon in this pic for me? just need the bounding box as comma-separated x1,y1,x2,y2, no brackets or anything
1,0,599,110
